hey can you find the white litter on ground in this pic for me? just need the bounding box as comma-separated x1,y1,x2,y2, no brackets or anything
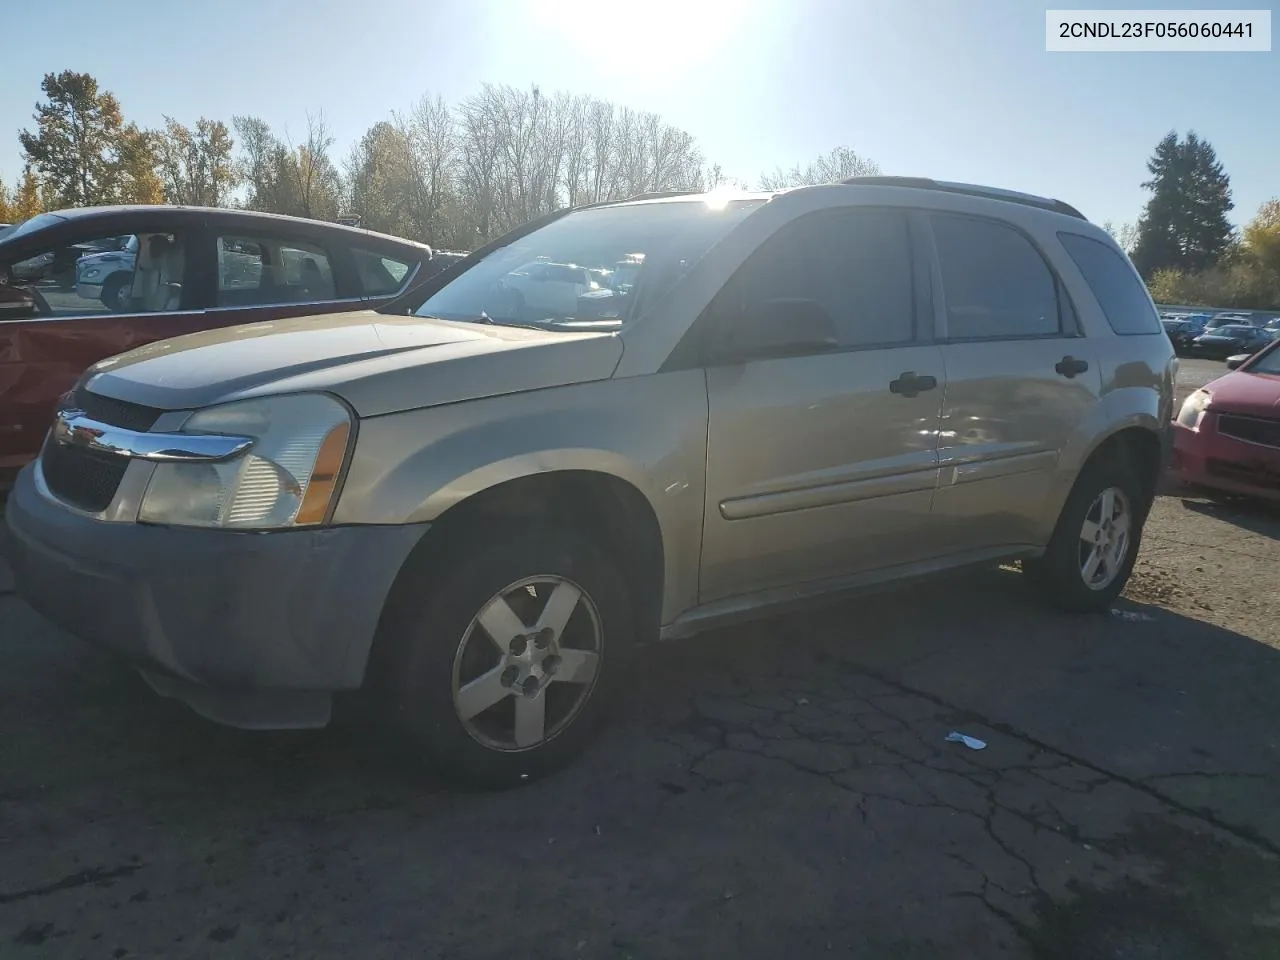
944,731,987,750
1110,608,1157,622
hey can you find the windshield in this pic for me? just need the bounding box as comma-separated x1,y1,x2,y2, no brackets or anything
413,198,766,330
1249,342,1280,375
1,212,65,242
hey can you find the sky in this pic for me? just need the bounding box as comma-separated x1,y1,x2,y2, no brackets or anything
2,0,1277,231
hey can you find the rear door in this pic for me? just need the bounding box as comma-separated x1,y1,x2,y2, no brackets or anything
927,212,1102,552
201,224,364,328
0,221,201,473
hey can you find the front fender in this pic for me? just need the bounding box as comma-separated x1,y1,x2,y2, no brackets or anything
333,371,710,623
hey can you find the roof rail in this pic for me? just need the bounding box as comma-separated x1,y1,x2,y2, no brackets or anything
840,175,1087,221
618,190,702,202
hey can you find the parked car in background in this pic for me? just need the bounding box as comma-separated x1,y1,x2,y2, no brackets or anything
1162,315,1206,354
1187,324,1273,360
0,205,437,484
1203,312,1258,331
6,178,1173,786
75,234,139,310
1173,338,1280,502
499,260,600,316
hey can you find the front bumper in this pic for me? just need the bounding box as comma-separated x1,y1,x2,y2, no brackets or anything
5,464,430,728
75,281,104,300
1171,417,1280,503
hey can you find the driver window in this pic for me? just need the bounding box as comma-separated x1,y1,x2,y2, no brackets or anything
707,208,916,349
3,231,183,318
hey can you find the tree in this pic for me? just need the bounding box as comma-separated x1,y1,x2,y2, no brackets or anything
758,146,880,190
19,71,126,208
1242,198,1280,276
1130,130,1233,278
157,117,237,206
115,124,165,203
12,168,45,220
293,112,341,220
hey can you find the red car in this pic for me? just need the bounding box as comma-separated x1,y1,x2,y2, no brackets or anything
0,206,439,485
1172,339,1280,502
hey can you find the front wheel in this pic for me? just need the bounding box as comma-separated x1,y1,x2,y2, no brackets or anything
384,522,632,788
101,273,131,312
1025,458,1146,613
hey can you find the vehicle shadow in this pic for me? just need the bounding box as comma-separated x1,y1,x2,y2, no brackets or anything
1177,493,1280,539
627,565,1280,843
4,562,1275,835
2,562,1278,957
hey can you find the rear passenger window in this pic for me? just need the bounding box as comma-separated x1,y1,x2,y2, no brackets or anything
216,236,335,307
352,247,414,297
715,208,916,349
932,215,1060,339
1058,232,1160,335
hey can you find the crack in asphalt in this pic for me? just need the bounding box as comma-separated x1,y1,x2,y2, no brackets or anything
0,864,142,905
826,657,1280,859
643,644,1280,941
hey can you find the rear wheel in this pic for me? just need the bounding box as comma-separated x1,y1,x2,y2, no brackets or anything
1026,458,1146,613
384,522,632,788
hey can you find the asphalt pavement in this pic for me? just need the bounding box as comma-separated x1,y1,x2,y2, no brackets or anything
2,357,1278,959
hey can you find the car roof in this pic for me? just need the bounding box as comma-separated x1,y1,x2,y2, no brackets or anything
16,205,431,252
596,177,1088,222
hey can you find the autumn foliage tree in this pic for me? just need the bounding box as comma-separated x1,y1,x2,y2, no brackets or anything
156,117,237,206
19,71,129,208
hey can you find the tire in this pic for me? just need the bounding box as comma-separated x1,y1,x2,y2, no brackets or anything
101,273,130,312
383,521,633,788
1025,456,1147,613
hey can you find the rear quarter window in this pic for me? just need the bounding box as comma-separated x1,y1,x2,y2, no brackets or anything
1058,232,1160,335
351,247,414,297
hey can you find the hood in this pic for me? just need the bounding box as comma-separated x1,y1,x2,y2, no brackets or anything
1205,369,1280,417
79,249,133,265
83,310,623,417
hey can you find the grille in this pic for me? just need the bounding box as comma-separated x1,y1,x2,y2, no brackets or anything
73,387,162,432
1217,413,1280,450
1207,457,1280,491
41,438,130,512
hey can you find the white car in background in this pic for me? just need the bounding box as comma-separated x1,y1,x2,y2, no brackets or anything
501,260,598,316
75,235,139,310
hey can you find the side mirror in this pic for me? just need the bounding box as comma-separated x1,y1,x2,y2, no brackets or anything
707,297,839,364
0,281,38,321
1225,354,1247,370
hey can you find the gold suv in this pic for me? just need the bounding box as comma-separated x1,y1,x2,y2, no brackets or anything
6,178,1176,785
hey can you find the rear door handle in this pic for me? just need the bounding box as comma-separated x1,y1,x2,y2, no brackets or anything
1055,356,1089,378
889,371,938,398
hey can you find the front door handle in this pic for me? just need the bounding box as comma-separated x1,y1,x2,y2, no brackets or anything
889,371,938,398
1055,356,1089,378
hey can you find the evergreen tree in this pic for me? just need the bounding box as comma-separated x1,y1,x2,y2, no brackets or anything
1131,130,1233,278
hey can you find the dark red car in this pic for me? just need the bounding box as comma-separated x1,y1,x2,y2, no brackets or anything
0,206,438,484
1172,338,1280,502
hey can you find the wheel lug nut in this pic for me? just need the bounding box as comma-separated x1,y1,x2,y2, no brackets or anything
509,635,528,656
535,627,554,649
500,666,520,687
522,676,540,696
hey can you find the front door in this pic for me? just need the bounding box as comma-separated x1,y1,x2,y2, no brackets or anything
698,207,946,603
0,224,199,473
926,212,1102,552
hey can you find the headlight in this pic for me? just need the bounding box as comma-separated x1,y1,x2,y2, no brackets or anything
1176,390,1210,429
139,393,352,529
82,267,100,279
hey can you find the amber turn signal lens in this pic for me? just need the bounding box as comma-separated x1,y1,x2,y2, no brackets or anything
294,421,351,525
